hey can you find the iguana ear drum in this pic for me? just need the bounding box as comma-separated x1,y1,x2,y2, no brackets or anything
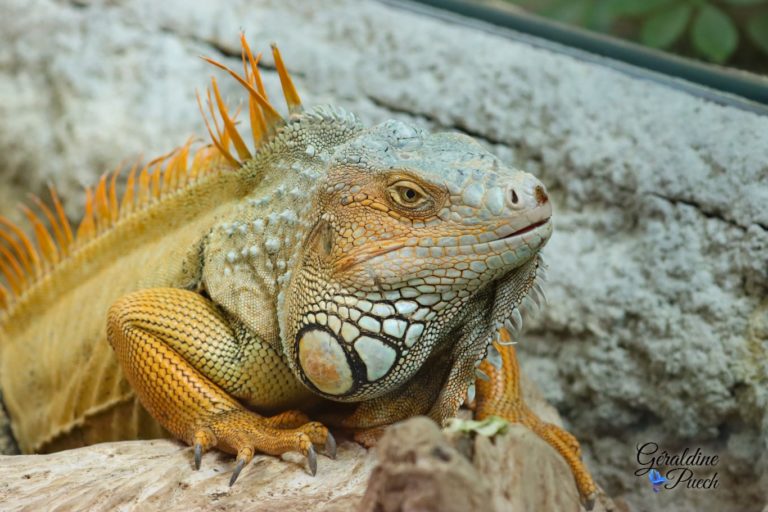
306,218,334,259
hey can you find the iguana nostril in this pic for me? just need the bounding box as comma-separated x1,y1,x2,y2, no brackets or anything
534,185,549,205
510,189,519,205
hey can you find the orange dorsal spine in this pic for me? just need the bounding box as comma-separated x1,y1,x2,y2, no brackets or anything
0,36,302,313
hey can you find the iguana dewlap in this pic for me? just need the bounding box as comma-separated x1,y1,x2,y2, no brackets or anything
0,37,596,504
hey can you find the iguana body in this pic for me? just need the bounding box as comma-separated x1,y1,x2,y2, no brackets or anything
0,38,596,503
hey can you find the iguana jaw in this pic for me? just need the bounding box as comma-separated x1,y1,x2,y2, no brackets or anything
286,206,552,403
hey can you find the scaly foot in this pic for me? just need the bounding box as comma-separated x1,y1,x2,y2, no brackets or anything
191,409,336,485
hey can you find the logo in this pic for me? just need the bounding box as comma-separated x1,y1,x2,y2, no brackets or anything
648,469,667,493
635,442,719,492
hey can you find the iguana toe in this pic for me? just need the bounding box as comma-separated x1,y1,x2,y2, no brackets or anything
229,456,249,486
194,443,203,470
307,444,317,476
191,427,216,471
324,431,337,459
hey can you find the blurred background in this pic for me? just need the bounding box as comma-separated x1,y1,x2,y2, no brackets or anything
479,0,768,73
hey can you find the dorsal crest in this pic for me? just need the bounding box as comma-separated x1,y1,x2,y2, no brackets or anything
0,35,302,312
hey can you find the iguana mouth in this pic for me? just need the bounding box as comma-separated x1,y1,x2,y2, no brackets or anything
336,218,551,273
498,219,550,240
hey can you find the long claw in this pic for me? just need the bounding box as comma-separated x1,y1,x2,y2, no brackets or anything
229,458,246,487
324,432,337,459
307,445,317,476
583,494,596,511
194,443,202,470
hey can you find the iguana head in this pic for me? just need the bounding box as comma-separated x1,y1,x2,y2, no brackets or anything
195,40,550,404
284,117,551,401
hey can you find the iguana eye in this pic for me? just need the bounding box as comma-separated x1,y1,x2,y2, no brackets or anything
389,181,429,209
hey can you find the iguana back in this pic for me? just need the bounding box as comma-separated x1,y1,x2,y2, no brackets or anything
1,161,252,452
0,41,298,453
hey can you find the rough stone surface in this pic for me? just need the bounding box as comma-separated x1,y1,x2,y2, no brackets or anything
1,0,767,511
0,438,373,511
361,417,615,512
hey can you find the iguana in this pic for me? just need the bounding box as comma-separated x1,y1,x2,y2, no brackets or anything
0,36,596,505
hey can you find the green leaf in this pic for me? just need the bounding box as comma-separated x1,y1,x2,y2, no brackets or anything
691,5,739,62
641,4,692,48
747,13,768,55
444,416,510,437
474,419,509,437
542,0,592,25
611,0,675,16
585,0,621,31
722,0,767,6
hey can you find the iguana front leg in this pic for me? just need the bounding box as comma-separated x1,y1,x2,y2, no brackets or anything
475,328,597,506
107,287,335,485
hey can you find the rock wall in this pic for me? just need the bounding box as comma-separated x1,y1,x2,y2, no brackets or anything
1,0,766,510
